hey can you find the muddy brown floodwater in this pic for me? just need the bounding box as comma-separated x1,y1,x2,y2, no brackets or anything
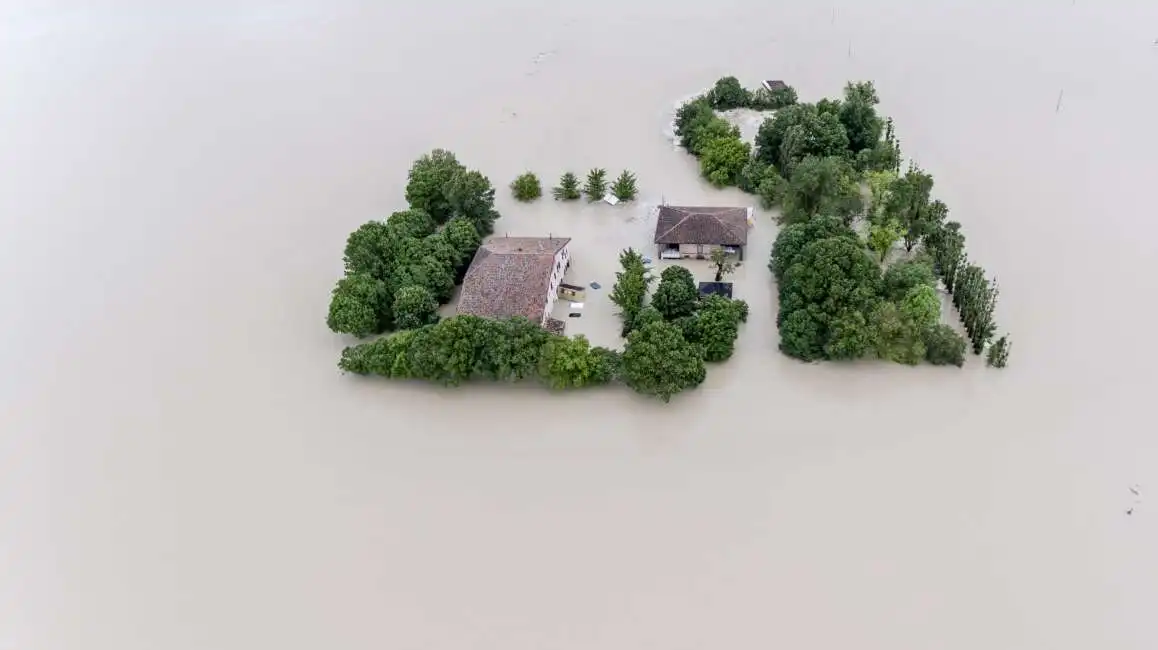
2,1,1157,648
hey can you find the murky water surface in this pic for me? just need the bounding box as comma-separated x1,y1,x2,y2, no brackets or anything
2,1,1157,648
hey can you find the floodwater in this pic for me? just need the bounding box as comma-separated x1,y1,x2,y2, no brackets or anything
2,0,1157,648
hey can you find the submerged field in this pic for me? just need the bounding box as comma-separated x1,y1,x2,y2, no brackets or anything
3,1,1156,649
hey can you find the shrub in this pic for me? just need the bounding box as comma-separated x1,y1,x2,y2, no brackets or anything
510,172,542,202
610,170,639,201
924,325,967,367
552,172,582,201
583,168,608,201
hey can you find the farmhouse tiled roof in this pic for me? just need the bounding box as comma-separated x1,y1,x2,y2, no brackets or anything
457,237,569,322
653,206,749,247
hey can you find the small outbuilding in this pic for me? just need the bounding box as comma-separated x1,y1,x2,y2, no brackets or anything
762,79,788,92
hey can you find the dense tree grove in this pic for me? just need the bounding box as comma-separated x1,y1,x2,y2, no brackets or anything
781,155,862,224
339,315,619,388
769,218,970,366
670,75,1011,367
327,150,493,338
673,79,798,188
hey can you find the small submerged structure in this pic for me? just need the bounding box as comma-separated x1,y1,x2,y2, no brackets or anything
698,282,734,299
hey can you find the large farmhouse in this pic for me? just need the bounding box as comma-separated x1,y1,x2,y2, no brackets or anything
457,236,571,327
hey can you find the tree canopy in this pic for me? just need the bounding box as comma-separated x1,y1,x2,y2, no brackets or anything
392,284,439,330
327,273,390,338
621,321,707,402
838,81,883,155
781,155,863,224
778,236,882,360
707,76,750,110
610,248,653,334
700,137,752,187
754,104,850,175
769,215,857,282
651,265,699,321
404,149,462,224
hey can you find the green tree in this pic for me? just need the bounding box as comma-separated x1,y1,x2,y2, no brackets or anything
651,265,699,320
403,316,484,385
510,172,542,202
825,308,874,360
899,284,941,332
552,172,582,200
583,168,608,201
755,104,807,167
338,328,417,377
755,104,850,172
392,284,439,330
342,221,396,280
781,156,863,224
709,247,736,282
756,171,789,209
986,335,1011,368
865,169,897,224
738,158,772,194
884,166,938,252
442,216,482,271
839,81,883,154
609,248,653,334
708,76,751,109
867,220,902,262
696,295,746,362
923,324,966,367
699,136,751,187
674,97,713,142
868,301,925,365
387,209,437,239
750,85,798,110
632,305,664,330
816,97,843,117
610,170,639,201
925,220,966,292
779,308,824,361
686,117,741,157
538,334,616,389
478,317,551,381
405,149,464,224
444,168,498,235
621,321,707,402
952,264,999,354
769,215,856,282
882,257,937,301
327,273,390,337
390,254,455,303
778,237,882,359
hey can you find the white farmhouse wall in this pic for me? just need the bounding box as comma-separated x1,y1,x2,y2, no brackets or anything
677,243,723,258
541,243,570,325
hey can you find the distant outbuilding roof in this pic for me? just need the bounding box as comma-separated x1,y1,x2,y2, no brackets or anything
458,237,570,322
654,205,749,247
762,79,788,92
